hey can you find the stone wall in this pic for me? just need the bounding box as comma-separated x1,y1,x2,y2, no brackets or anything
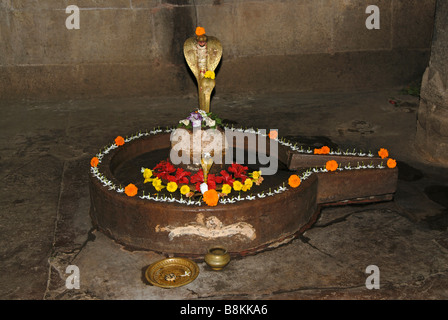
0,0,436,101
416,0,448,165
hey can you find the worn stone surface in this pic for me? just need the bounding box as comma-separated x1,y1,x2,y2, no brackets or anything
44,207,448,300
1,89,448,300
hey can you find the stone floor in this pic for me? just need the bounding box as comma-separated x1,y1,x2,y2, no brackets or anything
1,88,448,301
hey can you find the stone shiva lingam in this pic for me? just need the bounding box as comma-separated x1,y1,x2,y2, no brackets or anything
171,26,227,175
88,27,399,258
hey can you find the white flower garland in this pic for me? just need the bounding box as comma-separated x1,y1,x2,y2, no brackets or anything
91,126,387,206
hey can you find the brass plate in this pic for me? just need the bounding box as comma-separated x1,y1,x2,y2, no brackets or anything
145,258,199,288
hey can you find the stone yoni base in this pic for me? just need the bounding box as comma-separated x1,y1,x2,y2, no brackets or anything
89,131,398,258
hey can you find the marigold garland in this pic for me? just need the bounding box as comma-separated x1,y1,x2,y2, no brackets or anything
378,148,389,159
203,189,219,207
138,160,264,205
288,175,301,188
96,130,399,207
115,136,125,146
196,26,206,36
251,171,261,180
90,157,99,168
167,181,178,193
143,168,153,184
268,130,278,140
242,178,253,192
125,183,138,197
326,160,339,172
314,146,330,155
221,184,232,194
152,177,165,192
180,185,190,195
233,180,243,191
387,158,397,169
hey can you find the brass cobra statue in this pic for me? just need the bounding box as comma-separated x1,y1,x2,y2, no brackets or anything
184,27,222,113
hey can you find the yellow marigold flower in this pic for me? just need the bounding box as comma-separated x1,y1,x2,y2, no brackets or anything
180,185,190,195
143,168,153,183
244,178,253,189
143,168,152,179
204,70,215,79
221,184,232,194
167,181,178,193
152,177,165,192
251,171,261,180
242,185,249,192
152,177,161,187
233,180,243,191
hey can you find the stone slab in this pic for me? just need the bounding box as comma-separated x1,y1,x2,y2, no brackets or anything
1,90,448,301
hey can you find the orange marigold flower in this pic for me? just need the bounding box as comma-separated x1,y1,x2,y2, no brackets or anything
321,146,330,154
115,136,125,146
124,183,138,197
268,130,278,140
203,189,219,207
196,26,206,36
387,158,397,169
378,148,389,159
288,175,301,188
326,160,339,172
314,146,330,155
90,156,99,167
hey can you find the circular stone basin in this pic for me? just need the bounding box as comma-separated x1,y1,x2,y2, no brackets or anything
89,128,398,258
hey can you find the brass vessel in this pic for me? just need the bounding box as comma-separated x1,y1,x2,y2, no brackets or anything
204,246,230,271
145,257,199,288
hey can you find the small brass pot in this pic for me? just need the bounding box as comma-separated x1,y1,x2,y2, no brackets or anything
205,246,230,271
